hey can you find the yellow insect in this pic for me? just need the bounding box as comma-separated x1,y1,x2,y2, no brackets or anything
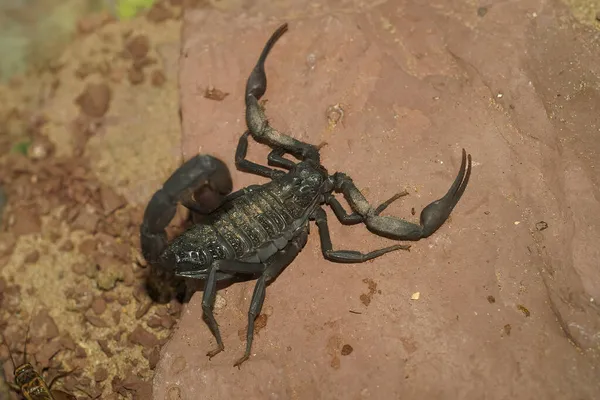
1,324,76,400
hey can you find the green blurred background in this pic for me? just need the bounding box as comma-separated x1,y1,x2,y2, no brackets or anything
0,0,157,82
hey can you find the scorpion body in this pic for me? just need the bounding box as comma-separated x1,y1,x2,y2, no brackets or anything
141,23,472,368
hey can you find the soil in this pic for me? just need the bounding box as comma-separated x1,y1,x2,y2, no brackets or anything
0,1,185,399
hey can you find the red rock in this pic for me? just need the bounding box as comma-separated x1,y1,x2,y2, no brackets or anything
152,4,600,400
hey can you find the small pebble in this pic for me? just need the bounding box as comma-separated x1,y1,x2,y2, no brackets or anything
98,339,113,357
59,239,74,251
147,315,162,328
91,297,107,315
95,367,109,382
341,344,353,356
75,82,112,118
85,312,109,328
125,34,150,61
24,250,40,264
147,346,160,370
128,67,145,85
151,70,166,86
129,325,159,348
75,344,87,358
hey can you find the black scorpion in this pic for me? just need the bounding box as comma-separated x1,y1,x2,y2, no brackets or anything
140,22,472,368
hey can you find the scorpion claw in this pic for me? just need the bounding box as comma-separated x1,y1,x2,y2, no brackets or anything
364,149,472,240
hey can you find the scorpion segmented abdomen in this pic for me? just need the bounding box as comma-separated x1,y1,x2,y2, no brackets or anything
223,200,267,249
212,215,251,259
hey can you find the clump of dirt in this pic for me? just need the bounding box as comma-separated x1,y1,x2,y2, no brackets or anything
0,2,188,399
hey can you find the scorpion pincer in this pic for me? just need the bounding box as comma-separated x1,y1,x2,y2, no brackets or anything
140,22,472,368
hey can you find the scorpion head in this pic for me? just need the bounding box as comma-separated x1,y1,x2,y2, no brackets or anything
275,159,331,207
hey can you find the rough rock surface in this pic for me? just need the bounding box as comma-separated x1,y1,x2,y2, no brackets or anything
153,0,600,399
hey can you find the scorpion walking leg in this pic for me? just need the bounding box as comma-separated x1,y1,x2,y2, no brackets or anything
235,227,309,368
141,155,232,302
333,149,472,241
235,131,285,179
245,23,321,163
198,260,266,359
313,208,410,263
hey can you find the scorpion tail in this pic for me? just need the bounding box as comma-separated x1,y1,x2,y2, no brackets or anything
245,22,288,101
332,149,472,242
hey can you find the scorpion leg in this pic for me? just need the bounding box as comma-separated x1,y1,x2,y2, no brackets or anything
245,23,321,163
235,131,286,179
199,259,266,359
333,149,472,241
313,207,410,263
234,227,309,368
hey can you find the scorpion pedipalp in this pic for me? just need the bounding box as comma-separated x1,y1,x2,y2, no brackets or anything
330,149,472,241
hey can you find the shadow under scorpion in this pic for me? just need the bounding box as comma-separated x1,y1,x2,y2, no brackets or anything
139,22,472,368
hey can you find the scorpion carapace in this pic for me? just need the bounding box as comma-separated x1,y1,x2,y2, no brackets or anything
140,22,472,368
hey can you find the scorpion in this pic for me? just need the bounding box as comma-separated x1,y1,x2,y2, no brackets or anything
140,22,472,368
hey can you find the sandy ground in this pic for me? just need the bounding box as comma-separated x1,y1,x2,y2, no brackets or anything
0,2,185,399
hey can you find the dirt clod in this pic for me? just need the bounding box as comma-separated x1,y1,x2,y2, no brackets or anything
91,296,107,315
341,344,354,356
100,185,126,216
125,35,150,61
23,250,40,264
147,2,174,23
128,67,145,85
32,309,60,340
59,239,74,251
75,82,112,118
11,207,42,236
98,339,113,357
129,325,160,349
203,87,229,101
95,366,109,382
151,69,166,87
85,311,109,328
